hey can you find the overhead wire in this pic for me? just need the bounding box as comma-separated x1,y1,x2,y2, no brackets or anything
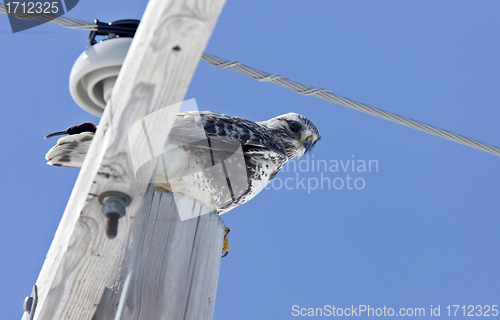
200,53,500,157
1,6,498,157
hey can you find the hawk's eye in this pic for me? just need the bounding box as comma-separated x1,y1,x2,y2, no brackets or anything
289,122,300,132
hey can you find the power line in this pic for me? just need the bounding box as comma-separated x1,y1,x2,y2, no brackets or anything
2,7,499,157
200,53,500,157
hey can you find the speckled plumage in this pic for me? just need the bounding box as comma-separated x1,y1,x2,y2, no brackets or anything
45,111,320,214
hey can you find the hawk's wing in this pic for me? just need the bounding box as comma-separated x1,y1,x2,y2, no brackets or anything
167,111,286,159
158,112,288,212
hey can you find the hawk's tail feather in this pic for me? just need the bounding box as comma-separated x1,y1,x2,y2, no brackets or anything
45,132,94,168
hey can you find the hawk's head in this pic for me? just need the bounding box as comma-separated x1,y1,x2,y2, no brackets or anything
260,113,321,159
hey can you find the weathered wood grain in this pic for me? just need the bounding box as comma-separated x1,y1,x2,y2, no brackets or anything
30,0,226,319
94,192,225,320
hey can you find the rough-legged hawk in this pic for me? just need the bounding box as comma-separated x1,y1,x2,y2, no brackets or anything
45,111,320,214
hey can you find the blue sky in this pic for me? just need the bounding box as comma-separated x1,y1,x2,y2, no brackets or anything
1,1,499,319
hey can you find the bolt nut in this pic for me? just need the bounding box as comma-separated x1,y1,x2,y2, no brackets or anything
101,194,128,218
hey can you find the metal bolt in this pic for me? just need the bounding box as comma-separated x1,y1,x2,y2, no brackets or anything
99,191,132,239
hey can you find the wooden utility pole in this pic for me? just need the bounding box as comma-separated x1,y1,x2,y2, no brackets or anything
25,0,226,319
93,192,225,320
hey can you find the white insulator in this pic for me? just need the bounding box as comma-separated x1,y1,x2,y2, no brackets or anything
69,37,132,117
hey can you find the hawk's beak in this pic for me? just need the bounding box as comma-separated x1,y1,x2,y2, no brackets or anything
300,135,313,152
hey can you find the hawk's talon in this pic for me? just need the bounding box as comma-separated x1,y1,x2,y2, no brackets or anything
222,227,230,258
